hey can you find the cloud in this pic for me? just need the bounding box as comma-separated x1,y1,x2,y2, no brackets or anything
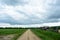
0,0,29,6
0,0,60,25
0,22,60,28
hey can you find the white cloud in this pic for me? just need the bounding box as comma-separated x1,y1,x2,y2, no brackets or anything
0,0,59,25
0,22,60,28
0,5,28,21
42,22,60,26
0,2,48,21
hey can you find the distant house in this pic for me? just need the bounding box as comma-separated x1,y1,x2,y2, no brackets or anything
40,26,49,30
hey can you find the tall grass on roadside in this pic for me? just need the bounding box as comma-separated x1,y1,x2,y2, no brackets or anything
31,29,60,40
0,28,27,40
0,29,26,35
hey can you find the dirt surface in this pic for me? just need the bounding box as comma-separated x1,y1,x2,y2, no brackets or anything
58,30,60,33
0,34,15,40
17,29,41,40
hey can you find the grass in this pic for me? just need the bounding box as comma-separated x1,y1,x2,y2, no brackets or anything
0,28,27,40
0,28,26,35
31,29,60,40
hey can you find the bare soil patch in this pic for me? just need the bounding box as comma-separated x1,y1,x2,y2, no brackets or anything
0,34,15,40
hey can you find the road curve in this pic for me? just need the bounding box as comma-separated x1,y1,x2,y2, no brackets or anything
17,29,41,40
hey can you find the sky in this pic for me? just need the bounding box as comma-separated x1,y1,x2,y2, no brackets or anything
0,0,60,26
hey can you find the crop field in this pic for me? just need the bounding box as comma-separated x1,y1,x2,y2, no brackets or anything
31,29,60,40
0,28,27,40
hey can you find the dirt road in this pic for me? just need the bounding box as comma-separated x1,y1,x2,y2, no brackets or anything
17,29,41,40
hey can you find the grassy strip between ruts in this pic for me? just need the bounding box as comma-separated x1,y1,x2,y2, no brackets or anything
0,28,27,40
31,29,60,40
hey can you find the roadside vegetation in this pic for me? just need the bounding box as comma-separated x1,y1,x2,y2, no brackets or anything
0,28,27,40
31,29,60,40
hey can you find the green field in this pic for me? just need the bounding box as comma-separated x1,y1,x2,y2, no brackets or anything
0,28,27,40
0,28,60,40
31,29,60,40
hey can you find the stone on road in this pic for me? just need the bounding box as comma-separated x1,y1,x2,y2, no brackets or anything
17,29,41,40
